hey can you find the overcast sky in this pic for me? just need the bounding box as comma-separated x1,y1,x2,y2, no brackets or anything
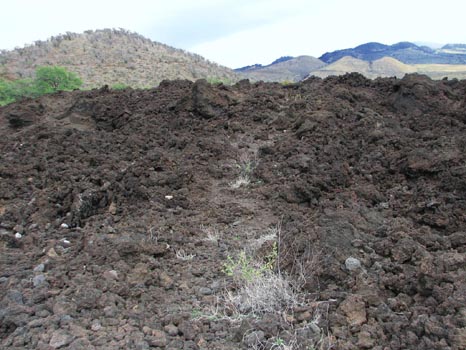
2,0,465,68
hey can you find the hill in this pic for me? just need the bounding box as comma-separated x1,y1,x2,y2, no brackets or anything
310,56,416,79
309,56,466,80
320,41,466,64
236,56,295,73
438,43,466,55
0,29,239,88
238,43,466,83
235,55,326,82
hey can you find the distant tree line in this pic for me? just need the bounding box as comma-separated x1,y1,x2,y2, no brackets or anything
0,66,82,106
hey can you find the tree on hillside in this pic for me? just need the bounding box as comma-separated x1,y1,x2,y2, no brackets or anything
0,78,35,106
0,66,83,106
0,80,15,106
34,66,82,94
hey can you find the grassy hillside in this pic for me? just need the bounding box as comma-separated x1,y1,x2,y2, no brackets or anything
371,57,417,76
309,56,466,80
311,56,371,78
310,56,415,79
237,56,326,82
0,29,239,88
414,64,466,80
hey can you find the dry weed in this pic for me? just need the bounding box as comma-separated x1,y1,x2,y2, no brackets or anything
224,271,300,316
175,249,195,261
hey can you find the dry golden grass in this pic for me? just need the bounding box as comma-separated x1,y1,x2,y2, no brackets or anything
309,56,466,80
372,57,416,76
308,56,370,78
414,64,466,79
415,63,466,71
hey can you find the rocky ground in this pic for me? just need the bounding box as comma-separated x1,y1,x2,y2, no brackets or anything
0,73,465,349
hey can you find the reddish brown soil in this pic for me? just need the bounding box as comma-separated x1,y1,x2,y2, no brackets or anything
0,74,465,350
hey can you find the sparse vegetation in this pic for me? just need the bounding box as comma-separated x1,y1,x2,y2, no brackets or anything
223,251,266,282
0,79,25,106
230,153,259,189
216,223,334,349
145,226,159,244
229,175,251,189
224,271,300,316
222,228,299,318
206,76,236,85
201,224,221,243
247,225,280,254
111,83,129,90
244,321,334,350
235,155,258,177
175,249,196,261
0,29,239,89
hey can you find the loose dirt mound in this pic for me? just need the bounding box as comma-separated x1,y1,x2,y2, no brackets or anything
0,74,465,350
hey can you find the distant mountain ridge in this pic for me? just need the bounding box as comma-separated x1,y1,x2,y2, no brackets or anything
440,44,466,55
236,41,466,82
235,56,326,82
235,56,295,73
0,29,239,88
319,42,466,64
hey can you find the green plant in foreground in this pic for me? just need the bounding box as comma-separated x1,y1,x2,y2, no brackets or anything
223,251,263,281
263,241,278,271
223,243,278,282
235,158,257,177
190,309,203,319
272,337,285,347
229,154,260,189
111,83,129,90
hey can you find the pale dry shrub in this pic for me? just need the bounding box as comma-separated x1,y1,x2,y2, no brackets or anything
229,174,251,189
224,271,300,316
175,249,195,261
201,224,221,243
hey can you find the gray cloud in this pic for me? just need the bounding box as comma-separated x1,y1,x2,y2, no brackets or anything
146,1,300,47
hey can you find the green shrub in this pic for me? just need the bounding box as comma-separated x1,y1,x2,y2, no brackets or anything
0,79,16,106
223,251,264,282
0,78,36,106
206,76,235,85
111,83,129,90
223,244,278,282
34,66,82,94
0,66,82,106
